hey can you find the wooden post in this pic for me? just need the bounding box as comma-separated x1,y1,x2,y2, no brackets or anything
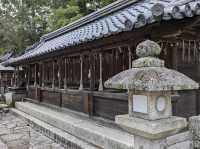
42,62,45,87
0,72,2,89
58,59,61,89
128,46,132,69
90,53,95,91
196,54,200,114
52,60,55,89
98,53,103,91
16,66,19,87
27,65,30,89
172,44,178,70
38,63,41,87
34,64,37,87
64,58,67,89
79,54,83,90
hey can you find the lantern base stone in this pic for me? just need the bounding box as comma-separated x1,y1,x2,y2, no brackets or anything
115,114,187,140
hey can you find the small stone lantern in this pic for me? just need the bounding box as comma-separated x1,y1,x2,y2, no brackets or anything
105,40,199,140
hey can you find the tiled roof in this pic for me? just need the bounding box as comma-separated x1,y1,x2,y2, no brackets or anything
0,63,14,71
5,0,200,65
0,52,13,62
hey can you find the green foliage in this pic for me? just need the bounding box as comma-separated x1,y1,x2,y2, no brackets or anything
0,0,116,53
47,1,82,31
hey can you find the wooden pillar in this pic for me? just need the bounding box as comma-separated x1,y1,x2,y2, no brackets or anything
25,65,28,89
98,53,103,91
16,66,19,87
34,64,37,87
42,62,45,87
79,54,83,90
64,58,67,89
128,46,132,69
38,63,42,87
0,72,2,89
172,44,178,70
58,59,61,89
196,53,200,114
52,60,55,89
27,65,30,89
89,53,95,91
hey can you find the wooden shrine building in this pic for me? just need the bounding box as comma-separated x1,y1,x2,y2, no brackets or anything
0,51,14,93
4,0,200,120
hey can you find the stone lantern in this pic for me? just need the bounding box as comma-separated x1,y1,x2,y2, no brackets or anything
104,40,199,140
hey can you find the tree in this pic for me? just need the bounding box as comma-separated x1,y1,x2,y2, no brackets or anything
47,0,82,31
0,0,116,53
0,0,50,52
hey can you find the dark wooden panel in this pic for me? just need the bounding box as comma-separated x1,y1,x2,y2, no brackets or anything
93,95,128,120
41,90,61,106
62,92,83,112
172,90,197,118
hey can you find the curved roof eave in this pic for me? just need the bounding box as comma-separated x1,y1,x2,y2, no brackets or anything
5,0,200,65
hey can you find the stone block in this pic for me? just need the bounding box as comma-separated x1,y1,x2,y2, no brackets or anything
116,114,187,140
189,115,200,148
5,92,13,106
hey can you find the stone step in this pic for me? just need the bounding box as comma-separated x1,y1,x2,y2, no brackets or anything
10,108,98,149
15,102,134,149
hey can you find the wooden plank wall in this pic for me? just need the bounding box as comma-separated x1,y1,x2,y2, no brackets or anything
62,92,83,112
41,90,61,107
93,94,128,120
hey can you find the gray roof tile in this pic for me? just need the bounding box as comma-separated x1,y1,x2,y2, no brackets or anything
5,0,200,65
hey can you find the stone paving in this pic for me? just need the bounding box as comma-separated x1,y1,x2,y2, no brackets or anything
0,112,65,149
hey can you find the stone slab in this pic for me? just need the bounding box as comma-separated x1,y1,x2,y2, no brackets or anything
15,102,135,149
11,108,98,149
115,114,187,140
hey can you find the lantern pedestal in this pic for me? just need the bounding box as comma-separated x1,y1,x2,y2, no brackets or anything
116,114,187,140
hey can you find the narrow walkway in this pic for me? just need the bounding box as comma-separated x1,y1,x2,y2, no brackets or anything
0,112,65,149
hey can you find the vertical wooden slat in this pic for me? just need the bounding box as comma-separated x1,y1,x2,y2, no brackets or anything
34,64,37,87
42,62,45,87
188,40,191,63
16,66,19,87
128,46,132,69
52,60,55,89
172,44,178,70
98,52,103,91
64,58,67,89
79,54,83,90
38,63,41,87
182,40,185,62
27,65,30,89
89,52,95,90
58,59,61,89
196,50,200,114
